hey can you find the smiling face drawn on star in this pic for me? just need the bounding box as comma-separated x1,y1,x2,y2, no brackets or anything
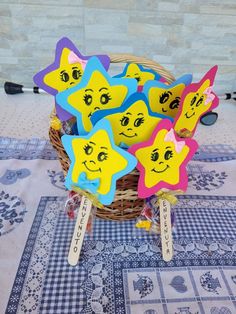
184,92,205,119
107,100,163,146
124,64,155,86
119,112,144,138
71,130,128,195
82,141,108,173
174,79,212,132
68,71,128,133
148,84,185,118
83,86,112,118
150,145,173,174
135,129,189,188
43,48,84,92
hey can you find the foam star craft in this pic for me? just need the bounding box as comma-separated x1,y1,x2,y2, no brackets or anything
91,93,173,148
56,56,137,135
174,66,219,136
114,63,162,91
33,37,110,121
62,119,137,205
143,74,192,118
128,119,198,198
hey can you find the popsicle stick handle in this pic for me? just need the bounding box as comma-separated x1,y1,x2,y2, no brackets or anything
159,199,173,262
68,196,92,266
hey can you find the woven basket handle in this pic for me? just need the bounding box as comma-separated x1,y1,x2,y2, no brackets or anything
109,53,175,84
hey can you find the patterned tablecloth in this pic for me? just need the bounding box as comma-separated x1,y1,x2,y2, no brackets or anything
0,136,235,314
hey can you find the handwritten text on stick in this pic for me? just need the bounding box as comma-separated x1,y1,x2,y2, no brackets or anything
160,198,173,262
68,196,92,266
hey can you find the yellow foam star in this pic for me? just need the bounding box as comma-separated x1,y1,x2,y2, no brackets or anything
71,129,128,196
67,71,128,133
148,84,185,118
44,47,84,92
124,63,156,85
106,99,164,146
135,128,190,189
174,80,212,133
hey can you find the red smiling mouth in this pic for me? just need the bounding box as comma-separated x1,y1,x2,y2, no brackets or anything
83,161,101,172
185,112,195,119
119,132,137,138
151,165,169,173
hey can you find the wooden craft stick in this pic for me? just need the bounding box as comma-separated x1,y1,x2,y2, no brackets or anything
68,196,92,266
159,198,173,262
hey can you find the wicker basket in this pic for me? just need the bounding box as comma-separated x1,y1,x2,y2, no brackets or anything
49,53,175,221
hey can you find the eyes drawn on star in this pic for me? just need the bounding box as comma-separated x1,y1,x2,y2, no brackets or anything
184,92,205,119
119,112,145,138
83,87,112,118
150,145,174,174
60,65,82,88
126,73,141,83
82,141,108,173
159,90,180,114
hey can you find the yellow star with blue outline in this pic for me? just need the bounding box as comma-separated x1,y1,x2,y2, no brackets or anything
56,57,137,135
91,93,173,147
62,119,137,205
115,63,161,86
143,74,192,118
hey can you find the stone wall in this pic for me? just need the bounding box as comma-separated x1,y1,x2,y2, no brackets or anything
1,0,236,93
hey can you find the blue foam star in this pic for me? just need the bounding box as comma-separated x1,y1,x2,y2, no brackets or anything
91,92,173,148
56,56,137,135
62,119,137,205
114,63,162,85
143,74,193,118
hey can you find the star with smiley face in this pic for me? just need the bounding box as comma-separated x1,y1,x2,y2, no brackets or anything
62,119,137,205
33,37,110,121
174,66,219,136
114,63,162,91
128,119,198,198
91,93,173,148
143,74,192,118
56,57,137,135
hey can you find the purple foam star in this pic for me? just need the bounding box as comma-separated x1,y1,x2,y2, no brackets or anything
33,37,110,121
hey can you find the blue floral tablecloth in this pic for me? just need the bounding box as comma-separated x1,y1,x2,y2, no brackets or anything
0,137,236,314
